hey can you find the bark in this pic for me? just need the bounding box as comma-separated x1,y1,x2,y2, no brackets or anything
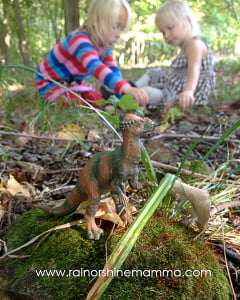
63,0,80,36
13,0,32,66
0,0,10,64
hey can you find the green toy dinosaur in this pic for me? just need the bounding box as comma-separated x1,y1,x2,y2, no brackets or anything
163,105,184,124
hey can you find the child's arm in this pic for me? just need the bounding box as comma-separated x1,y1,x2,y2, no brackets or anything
77,40,149,105
179,39,207,109
102,50,149,105
102,48,123,77
122,85,149,106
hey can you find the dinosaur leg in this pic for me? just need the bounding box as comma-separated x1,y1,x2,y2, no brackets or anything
85,201,104,240
83,184,104,240
113,184,127,215
113,185,132,225
129,176,143,190
129,166,143,190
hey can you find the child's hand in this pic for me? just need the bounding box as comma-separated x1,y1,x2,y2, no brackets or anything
179,90,195,109
122,86,149,106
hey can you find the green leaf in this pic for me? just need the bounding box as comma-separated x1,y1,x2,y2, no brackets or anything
118,95,140,111
98,111,120,127
108,95,120,106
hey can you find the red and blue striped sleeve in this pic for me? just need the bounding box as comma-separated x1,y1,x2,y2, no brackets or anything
68,31,130,94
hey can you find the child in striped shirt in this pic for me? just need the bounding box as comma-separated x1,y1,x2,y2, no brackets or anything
35,0,149,108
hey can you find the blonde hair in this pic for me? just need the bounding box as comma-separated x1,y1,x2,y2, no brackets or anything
155,0,200,37
85,0,132,48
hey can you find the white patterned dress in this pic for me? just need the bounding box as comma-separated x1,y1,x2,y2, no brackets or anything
136,39,216,107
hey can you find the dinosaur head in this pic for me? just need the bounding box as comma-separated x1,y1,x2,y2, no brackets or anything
120,114,154,135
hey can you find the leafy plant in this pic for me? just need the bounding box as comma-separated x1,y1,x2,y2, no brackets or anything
0,147,20,163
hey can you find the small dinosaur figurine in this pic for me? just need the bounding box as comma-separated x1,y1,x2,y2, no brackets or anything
43,114,154,240
162,105,184,124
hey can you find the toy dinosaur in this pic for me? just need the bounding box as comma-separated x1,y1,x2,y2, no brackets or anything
162,105,184,124
43,114,154,240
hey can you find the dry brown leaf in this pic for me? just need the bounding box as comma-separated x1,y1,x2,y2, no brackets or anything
57,123,86,145
78,197,136,227
172,179,210,231
16,161,46,181
87,129,101,140
0,191,10,223
3,175,31,198
154,124,169,133
14,136,31,147
145,139,175,162
0,204,5,222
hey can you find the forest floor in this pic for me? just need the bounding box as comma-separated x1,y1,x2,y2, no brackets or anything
0,64,240,297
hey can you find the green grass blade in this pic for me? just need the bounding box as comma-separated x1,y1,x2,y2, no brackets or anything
190,119,240,178
141,144,158,182
86,173,176,300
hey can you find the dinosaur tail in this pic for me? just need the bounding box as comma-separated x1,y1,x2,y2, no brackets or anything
44,187,84,217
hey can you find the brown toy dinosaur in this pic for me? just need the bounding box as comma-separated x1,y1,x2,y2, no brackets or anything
43,114,154,240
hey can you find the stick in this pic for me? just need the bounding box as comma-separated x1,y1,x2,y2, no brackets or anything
151,133,240,144
151,160,240,183
210,201,240,217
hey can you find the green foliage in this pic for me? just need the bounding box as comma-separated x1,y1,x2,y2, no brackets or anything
0,147,20,163
1,0,239,66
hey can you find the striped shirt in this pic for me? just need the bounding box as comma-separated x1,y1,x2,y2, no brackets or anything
35,28,130,101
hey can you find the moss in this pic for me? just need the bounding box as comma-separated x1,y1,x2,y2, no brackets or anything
104,217,231,300
0,210,231,300
1,209,107,300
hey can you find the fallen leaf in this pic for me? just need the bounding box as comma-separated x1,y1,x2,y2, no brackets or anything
145,139,176,162
78,197,136,227
0,204,5,222
16,161,46,181
5,175,31,198
14,136,31,147
58,123,86,145
87,129,101,140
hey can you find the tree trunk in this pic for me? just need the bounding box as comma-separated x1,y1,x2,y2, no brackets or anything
63,0,80,36
13,0,32,66
0,0,10,64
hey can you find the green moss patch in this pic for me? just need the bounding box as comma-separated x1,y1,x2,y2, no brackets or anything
105,216,231,300
0,209,231,299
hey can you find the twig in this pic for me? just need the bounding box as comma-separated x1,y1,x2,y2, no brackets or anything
2,129,239,144
151,160,240,183
151,133,240,144
0,129,85,142
0,239,8,254
214,243,240,267
210,201,240,217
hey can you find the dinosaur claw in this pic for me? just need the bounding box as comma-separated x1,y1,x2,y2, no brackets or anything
88,229,104,240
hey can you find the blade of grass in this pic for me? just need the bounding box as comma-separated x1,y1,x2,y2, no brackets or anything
176,130,207,178
190,119,240,179
86,173,176,300
141,144,158,182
